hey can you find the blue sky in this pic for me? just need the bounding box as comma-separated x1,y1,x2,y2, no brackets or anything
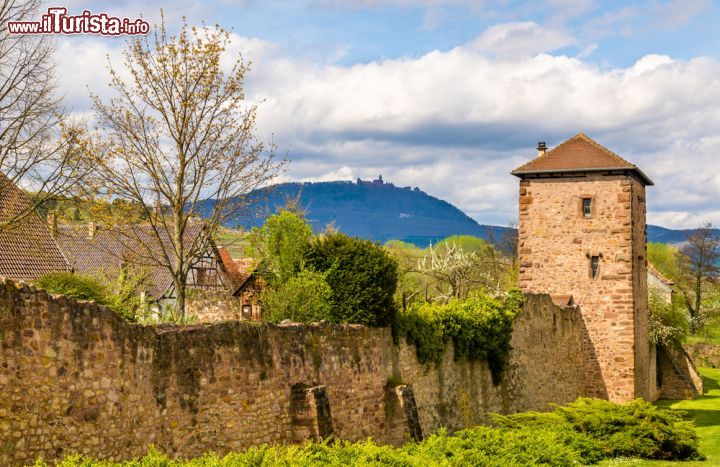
212,0,719,67
57,0,720,228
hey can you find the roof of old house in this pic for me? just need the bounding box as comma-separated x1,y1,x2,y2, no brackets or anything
56,222,209,299
511,133,653,186
221,255,260,297
216,249,256,288
648,263,674,287
0,174,69,281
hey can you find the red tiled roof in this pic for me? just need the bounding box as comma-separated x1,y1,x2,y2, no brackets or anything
216,249,255,288
56,222,207,299
512,133,653,186
226,257,260,296
0,173,70,281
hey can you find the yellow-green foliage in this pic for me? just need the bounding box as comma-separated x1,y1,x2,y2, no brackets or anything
648,242,682,281
36,271,142,322
262,269,333,324
493,398,703,463
37,397,703,466
393,290,525,381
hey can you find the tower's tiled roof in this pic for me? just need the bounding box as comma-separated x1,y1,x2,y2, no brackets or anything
512,133,653,185
0,173,70,281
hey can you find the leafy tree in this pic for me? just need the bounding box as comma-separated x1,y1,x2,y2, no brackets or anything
385,240,427,309
677,223,720,333
83,15,283,317
249,210,313,288
648,242,682,281
101,265,153,321
262,269,333,323
305,233,398,327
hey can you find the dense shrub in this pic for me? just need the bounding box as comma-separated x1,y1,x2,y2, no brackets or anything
262,269,333,324
393,290,525,381
37,271,110,304
36,271,139,321
305,233,398,327
492,398,703,463
39,398,703,466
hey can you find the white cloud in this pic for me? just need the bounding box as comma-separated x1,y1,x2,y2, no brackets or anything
53,22,720,228
650,0,713,30
468,22,576,59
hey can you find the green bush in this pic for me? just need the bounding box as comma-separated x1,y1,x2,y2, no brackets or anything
393,290,525,381
262,269,333,324
36,271,139,322
305,233,398,327
37,271,110,304
39,398,703,466
492,398,703,463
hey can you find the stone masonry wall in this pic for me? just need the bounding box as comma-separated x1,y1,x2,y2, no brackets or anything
685,343,720,369
186,290,244,323
630,177,653,400
518,174,650,402
0,280,586,466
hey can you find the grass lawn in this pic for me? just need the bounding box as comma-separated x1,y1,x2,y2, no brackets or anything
603,367,720,466
685,322,720,345
685,319,720,346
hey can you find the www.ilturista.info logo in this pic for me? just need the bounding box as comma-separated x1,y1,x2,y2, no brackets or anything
7,7,150,35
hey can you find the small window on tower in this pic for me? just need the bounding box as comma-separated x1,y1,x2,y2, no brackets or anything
590,256,600,279
582,198,592,218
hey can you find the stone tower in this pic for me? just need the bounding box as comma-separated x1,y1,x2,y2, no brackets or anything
511,133,654,403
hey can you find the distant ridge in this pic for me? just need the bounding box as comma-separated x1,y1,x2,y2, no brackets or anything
203,178,716,247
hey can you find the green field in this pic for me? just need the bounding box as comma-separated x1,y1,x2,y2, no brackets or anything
686,319,720,346
214,227,250,258
604,368,720,466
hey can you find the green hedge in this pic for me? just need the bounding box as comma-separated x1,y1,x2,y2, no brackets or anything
36,272,110,304
492,398,703,463
393,290,525,382
36,272,137,321
305,233,398,327
37,398,703,466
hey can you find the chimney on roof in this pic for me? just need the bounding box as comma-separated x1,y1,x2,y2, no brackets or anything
47,212,57,238
87,221,96,240
537,142,547,157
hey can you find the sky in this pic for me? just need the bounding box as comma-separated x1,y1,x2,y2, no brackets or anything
52,0,720,228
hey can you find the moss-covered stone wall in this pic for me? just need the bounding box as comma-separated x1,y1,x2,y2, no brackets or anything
0,278,587,465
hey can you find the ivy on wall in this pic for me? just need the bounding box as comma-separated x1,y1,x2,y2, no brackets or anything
393,290,525,383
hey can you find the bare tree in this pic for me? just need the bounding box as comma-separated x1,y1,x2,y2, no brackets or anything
0,0,89,230
677,222,720,333
86,16,283,317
